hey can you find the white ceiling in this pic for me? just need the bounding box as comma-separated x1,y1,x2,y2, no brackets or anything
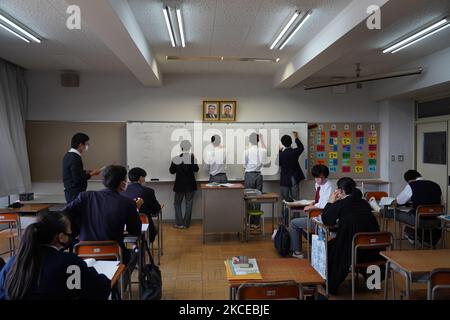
0,0,130,73
0,0,449,85
127,0,352,75
306,0,450,82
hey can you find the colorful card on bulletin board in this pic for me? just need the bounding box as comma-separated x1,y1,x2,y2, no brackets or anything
308,123,380,178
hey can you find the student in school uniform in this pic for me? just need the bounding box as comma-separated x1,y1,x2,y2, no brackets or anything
169,140,199,229
243,133,268,227
64,165,142,264
204,135,228,183
322,177,380,295
288,164,334,258
278,131,305,201
0,211,111,300
394,170,442,245
122,167,160,243
62,133,102,203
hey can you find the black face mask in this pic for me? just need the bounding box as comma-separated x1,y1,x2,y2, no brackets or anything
58,232,73,249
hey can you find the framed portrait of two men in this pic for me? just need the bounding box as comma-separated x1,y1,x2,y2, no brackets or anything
203,100,236,122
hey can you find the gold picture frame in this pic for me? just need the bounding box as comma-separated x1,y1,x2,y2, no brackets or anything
203,101,220,121
219,101,236,122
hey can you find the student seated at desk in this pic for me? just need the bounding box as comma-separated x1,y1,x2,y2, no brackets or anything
288,164,333,258
0,211,110,300
386,170,442,246
322,177,380,295
122,167,160,243
64,165,142,264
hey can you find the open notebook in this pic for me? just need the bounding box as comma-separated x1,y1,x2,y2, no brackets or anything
84,259,119,280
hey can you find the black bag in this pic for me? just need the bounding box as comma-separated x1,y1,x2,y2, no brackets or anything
139,239,162,300
274,224,291,257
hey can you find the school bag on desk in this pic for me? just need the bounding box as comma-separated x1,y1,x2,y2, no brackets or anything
273,224,291,257
140,239,162,300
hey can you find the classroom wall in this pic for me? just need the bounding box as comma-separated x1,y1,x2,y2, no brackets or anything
21,71,412,219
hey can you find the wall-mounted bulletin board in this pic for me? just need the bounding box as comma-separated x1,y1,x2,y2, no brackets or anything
308,123,380,179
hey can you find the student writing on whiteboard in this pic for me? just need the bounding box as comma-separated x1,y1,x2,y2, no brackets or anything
204,135,228,183
62,133,102,203
169,140,199,229
243,133,268,228
278,131,305,202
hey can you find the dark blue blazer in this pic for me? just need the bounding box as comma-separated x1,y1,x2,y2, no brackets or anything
0,246,110,300
279,138,305,187
64,189,142,248
62,152,90,195
122,183,160,242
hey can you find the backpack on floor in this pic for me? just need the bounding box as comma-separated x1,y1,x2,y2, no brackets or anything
139,239,162,300
274,224,291,257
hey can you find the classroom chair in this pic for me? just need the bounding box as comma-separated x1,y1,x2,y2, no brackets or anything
247,210,265,239
152,204,164,258
236,281,302,300
351,232,394,300
139,213,160,265
0,213,21,257
428,268,450,300
304,209,323,262
397,205,444,250
74,240,130,299
364,192,389,231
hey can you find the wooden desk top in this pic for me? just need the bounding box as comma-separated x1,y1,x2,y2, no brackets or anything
355,179,390,185
244,192,279,200
111,264,126,288
381,250,450,274
228,258,324,287
0,204,51,214
201,183,245,190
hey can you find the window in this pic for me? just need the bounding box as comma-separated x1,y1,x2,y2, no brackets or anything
423,131,447,164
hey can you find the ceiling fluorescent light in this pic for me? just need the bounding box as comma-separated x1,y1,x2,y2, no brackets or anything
176,9,186,48
383,18,448,54
304,68,423,90
279,11,311,50
0,23,30,43
163,6,176,47
270,11,299,50
0,12,41,43
391,23,450,53
166,56,279,62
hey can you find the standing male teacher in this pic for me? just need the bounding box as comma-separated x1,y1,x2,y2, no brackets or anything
63,133,101,203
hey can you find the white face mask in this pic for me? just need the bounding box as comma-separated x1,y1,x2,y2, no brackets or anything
84,145,89,152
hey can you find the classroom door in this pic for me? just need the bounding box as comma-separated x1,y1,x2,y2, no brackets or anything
416,121,448,207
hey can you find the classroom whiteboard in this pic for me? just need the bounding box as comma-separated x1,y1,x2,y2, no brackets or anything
126,122,308,182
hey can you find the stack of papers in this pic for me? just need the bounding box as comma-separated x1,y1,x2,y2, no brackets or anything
224,258,262,280
369,197,396,213
206,182,238,188
284,199,314,206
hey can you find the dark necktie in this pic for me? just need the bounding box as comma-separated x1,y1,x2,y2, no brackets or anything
315,186,321,203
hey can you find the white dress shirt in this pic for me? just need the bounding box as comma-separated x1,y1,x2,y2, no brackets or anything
315,179,334,209
204,146,227,176
69,148,81,157
243,145,268,173
396,177,423,205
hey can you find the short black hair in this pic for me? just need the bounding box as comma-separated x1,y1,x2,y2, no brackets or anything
211,135,221,144
249,133,259,145
128,167,147,182
311,165,329,178
71,133,89,149
404,170,421,182
281,135,292,148
103,165,127,190
180,140,192,151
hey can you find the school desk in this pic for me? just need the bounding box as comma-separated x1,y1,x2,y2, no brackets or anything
381,249,450,300
201,184,245,243
227,258,325,300
244,193,280,240
0,204,51,215
438,215,450,249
